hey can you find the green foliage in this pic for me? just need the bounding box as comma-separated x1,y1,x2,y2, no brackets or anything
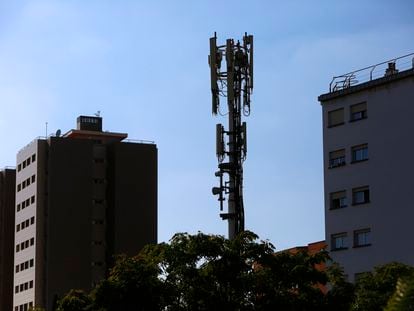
351,262,414,311
56,231,335,311
325,263,355,311
385,276,414,311
90,252,165,311
56,289,91,311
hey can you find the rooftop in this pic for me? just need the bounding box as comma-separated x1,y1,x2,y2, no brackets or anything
319,52,414,102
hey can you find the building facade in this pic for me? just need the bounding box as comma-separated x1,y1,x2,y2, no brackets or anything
319,56,414,282
0,168,16,311
13,116,157,310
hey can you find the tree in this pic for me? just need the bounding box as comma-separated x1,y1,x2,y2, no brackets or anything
351,262,414,311
385,276,414,311
56,289,91,311
58,231,334,311
90,252,166,311
324,263,355,311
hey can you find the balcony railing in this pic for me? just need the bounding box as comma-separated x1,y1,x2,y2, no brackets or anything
329,52,414,93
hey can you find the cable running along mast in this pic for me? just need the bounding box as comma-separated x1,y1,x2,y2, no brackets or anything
208,33,253,239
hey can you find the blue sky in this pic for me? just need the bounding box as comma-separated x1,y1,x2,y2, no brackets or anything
0,1,413,250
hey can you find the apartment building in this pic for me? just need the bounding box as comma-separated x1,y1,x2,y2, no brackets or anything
0,168,16,311
13,116,157,310
319,54,414,282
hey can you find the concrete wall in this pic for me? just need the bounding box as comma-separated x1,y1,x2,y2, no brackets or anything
321,72,414,281
46,137,95,310
106,142,157,260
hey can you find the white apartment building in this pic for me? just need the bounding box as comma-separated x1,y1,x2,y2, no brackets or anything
319,54,414,282
14,143,39,310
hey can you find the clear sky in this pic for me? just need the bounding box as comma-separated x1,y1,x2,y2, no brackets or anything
0,1,413,250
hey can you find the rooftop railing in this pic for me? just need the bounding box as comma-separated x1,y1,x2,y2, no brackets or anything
329,52,414,93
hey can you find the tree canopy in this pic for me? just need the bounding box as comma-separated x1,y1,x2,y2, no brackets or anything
54,231,414,311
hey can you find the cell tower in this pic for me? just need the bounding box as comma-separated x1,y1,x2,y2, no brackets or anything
208,33,253,239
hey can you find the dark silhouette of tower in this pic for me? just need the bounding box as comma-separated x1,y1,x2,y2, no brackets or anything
209,33,253,239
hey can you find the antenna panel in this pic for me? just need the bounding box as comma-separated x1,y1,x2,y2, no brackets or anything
209,37,219,114
216,123,225,159
226,39,235,102
242,122,247,157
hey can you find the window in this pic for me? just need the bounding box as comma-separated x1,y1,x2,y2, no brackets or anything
354,229,371,247
329,149,346,168
331,233,348,250
353,186,370,205
32,154,36,162
330,191,347,209
350,102,367,121
18,164,21,172
17,184,21,192
328,108,344,127
27,157,31,165
352,144,368,162
31,175,35,183
31,196,35,204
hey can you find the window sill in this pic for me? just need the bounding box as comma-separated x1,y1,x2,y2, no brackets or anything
327,122,345,128
331,247,348,252
349,116,367,122
351,159,368,164
329,206,347,210
352,201,370,206
353,244,371,248
328,163,346,169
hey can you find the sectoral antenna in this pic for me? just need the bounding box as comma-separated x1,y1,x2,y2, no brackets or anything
208,32,253,239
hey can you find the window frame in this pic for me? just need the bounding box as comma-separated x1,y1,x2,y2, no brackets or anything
350,102,368,122
327,108,345,128
352,186,370,205
330,190,347,210
331,232,348,251
354,228,371,248
351,144,368,163
329,149,346,168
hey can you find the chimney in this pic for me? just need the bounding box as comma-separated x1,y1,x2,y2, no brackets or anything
384,62,398,77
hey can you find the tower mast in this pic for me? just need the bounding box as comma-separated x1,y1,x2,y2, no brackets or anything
209,33,253,239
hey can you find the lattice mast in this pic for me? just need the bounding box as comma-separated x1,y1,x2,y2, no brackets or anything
208,33,253,239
